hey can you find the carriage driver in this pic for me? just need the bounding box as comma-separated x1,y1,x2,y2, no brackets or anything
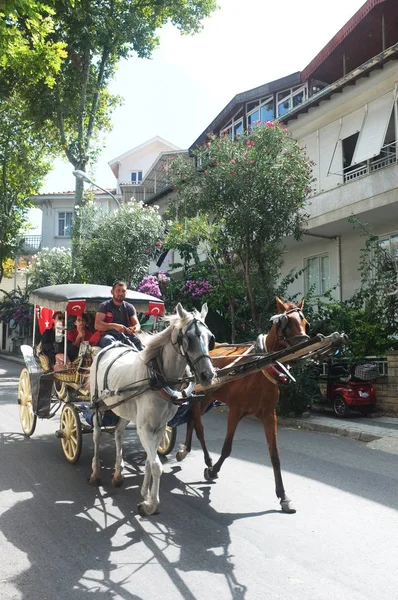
94,280,144,350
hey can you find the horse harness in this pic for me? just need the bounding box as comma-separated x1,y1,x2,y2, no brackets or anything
92,317,213,412
269,307,309,347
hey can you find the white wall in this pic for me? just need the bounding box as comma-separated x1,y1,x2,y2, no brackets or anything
290,61,398,196
116,140,180,191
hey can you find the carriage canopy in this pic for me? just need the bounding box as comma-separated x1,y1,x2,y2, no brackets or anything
29,284,164,315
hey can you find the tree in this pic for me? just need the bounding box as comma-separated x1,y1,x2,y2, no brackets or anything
27,247,74,289
167,122,313,331
17,0,217,209
79,200,165,287
306,217,398,358
0,94,55,283
0,0,66,90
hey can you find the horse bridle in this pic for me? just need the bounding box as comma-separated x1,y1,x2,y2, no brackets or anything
270,307,310,346
171,317,215,372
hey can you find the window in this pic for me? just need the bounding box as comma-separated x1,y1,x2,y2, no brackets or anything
277,84,308,117
222,108,244,140
380,234,398,261
247,95,275,128
305,254,329,296
131,170,143,184
342,133,359,169
260,98,274,122
58,212,73,237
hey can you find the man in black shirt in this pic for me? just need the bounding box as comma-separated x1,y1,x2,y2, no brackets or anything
94,280,143,350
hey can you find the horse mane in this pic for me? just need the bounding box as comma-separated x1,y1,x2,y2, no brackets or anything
140,312,195,363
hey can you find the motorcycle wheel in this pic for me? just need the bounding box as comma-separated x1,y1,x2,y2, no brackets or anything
333,395,350,418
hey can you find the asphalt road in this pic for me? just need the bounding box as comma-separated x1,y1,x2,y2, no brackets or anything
0,357,397,600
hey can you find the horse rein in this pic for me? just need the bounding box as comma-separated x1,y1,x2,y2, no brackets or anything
269,307,309,347
171,317,215,370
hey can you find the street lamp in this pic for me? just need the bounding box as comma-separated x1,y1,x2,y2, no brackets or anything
73,169,120,207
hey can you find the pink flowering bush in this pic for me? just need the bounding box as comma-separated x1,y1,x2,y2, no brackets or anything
182,278,212,299
138,271,171,299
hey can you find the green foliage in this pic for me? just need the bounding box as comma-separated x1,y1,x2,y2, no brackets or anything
305,218,398,358
278,361,322,417
166,122,313,334
0,286,32,329
9,0,217,205
27,247,74,289
79,201,165,287
0,93,55,282
0,0,66,90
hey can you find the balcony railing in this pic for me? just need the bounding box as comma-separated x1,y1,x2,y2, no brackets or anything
343,141,397,183
21,235,42,253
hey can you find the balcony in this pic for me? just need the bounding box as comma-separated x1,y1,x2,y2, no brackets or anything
20,235,42,254
343,141,397,183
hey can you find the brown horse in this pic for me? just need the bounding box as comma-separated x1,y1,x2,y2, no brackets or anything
175,297,310,513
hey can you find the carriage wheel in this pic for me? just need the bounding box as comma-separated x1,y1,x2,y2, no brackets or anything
18,368,37,437
157,426,177,456
53,379,68,401
59,404,82,464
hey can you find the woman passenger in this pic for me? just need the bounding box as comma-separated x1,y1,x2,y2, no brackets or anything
67,313,92,361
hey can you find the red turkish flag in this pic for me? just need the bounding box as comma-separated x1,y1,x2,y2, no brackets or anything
67,300,86,316
36,306,54,335
147,302,164,316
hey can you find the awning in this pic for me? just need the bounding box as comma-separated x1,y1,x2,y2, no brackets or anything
352,92,395,165
29,284,164,314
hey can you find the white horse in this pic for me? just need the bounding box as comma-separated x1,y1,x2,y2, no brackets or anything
89,302,216,516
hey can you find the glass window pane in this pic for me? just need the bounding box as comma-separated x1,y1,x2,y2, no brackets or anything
293,91,304,107
306,257,320,295
247,101,259,112
260,100,274,122
278,89,290,102
248,110,260,127
320,255,329,294
390,235,398,259
138,171,143,182
131,172,137,183
278,99,291,116
65,213,73,237
234,121,243,138
58,213,64,236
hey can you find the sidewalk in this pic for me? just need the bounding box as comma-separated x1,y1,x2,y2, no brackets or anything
279,410,398,453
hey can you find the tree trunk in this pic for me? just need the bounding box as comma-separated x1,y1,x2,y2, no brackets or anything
239,251,259,329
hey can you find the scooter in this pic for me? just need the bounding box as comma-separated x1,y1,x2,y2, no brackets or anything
318,359,377,418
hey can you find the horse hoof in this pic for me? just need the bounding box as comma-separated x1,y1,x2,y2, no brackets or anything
176,451,186,462
281,500,296,514
88,476,101,486
112,475,124,488
137,502,159,517
204,468,218,481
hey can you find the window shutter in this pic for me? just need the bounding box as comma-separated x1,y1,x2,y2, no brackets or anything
319,120,342,190
352,92,394,165
300,132,319,189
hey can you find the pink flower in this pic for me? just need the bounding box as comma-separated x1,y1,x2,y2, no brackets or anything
250,160,254,164
230,171,237,176
206,142,211,147
230,159,235,164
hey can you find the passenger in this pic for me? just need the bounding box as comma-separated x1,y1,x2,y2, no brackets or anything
67,313,92,361
41,311,69,370
94,280,143,350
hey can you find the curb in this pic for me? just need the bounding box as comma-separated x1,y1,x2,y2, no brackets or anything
278,417,381,442
0,353,25,366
